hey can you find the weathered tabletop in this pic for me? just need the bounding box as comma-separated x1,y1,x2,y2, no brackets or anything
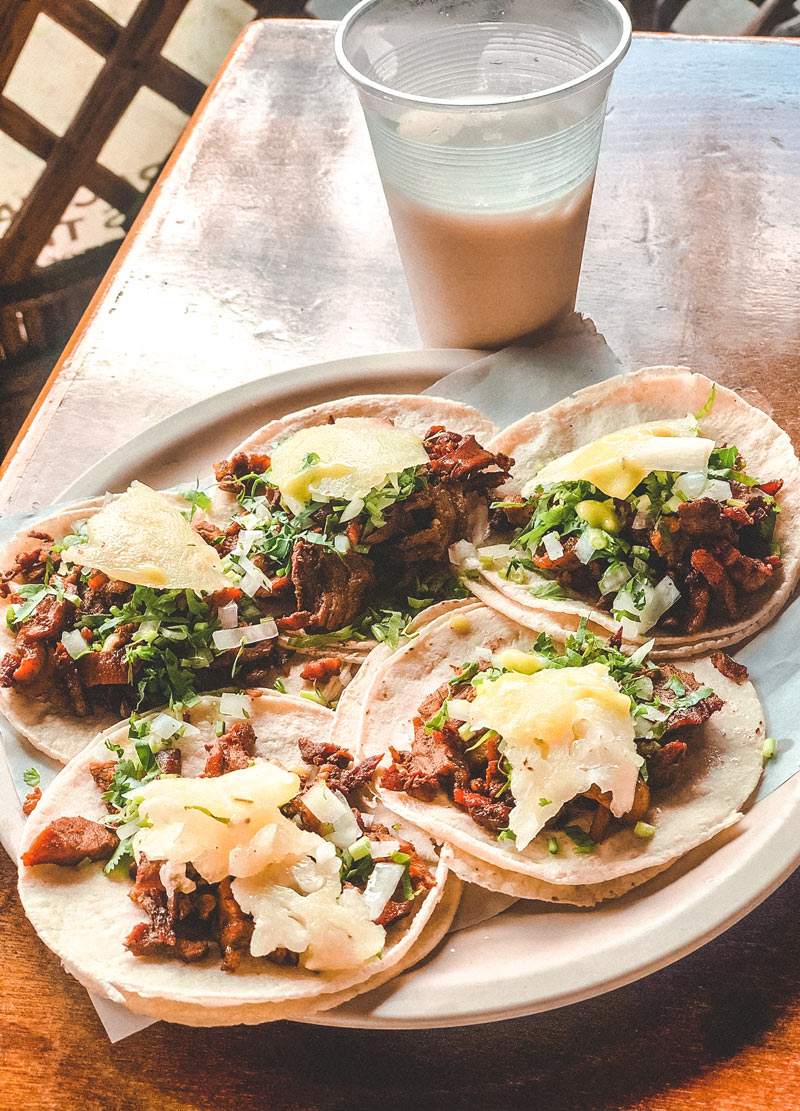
3,19,800,1111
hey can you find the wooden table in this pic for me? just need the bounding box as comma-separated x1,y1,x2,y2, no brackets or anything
2,20,800,1110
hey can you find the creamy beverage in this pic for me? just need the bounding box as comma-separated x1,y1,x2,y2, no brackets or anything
336,0,631,350
384,177,594,349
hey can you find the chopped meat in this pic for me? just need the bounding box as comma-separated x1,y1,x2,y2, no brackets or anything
7,638,50,684
22,816,119,866
422,427,513,488
531,534,584,575
298,737,353,769
286,540,375,632
711,651,749,683
0,653,17,686
690,548,737,615
155,748,182,775
22,787,41,815
82,572,133,614
125,855,210,963
213,451,272,492
203,720,256,777
677,498,735,542
20,592,74,639
452,788,512,833
217,877,254,972
649,516,688,568
490,495,531,531
53,644,89,715
652,663,724,733
89,760,117,794
323,754,382,795
205,586,243,610
1,542,54,586
193,522,242,557
300,656,342,682
375,898,415,927
382,718,464,801
386,485,471,566
78,645,130,687
268,947,299,966
685,570,711,634
647,740,688,789
713,540,777,592
589,803,611,842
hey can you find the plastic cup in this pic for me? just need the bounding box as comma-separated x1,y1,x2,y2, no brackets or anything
335,0,631,349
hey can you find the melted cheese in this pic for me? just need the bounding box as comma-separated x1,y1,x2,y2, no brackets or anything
527,418,715,500
60,482,230,593
269,418,429,514
457,665,642,850
133,761,384,970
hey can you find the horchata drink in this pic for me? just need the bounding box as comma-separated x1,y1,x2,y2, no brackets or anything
336,0,631,349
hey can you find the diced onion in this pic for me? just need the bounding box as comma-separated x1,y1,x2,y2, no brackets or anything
134,618,161,642
704,479,732,501
340,496,364,523
598,564,630,595
542,532,564,560
362,862,405,921
235,530,261,556
575,530,598,565
333,533,350,554
370,840,402,858
219,693,252,719
326,808,363,849
60,629,90,660
114,817,143,840
673,471,708,500
628,638,656,666
448,698,473,722
449,540,477,567
149,713,185,739
302,781,349,823
621,576,680,635
218,601,239,629
212,622,277,651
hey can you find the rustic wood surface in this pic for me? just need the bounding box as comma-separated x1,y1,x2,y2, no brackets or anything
1,21,800,1110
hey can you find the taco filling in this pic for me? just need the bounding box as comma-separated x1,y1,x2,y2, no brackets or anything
382,622,724,853
0,484,287,719
202,417,512,645
22,711,435,972
477,399,782,638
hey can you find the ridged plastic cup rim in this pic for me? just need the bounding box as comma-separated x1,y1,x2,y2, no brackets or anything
334,0,633,110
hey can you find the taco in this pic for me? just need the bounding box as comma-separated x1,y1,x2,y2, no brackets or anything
198,394,510,655
17,692,460,1025
457,368,800,657
347,604,765,902
0,486,294,762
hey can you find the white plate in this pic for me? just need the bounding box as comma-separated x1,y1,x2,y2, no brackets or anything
9,349,800,1030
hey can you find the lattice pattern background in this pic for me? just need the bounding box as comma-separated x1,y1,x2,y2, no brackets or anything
0,0,305,360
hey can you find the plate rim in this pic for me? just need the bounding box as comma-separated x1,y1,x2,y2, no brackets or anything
8,346,800,1032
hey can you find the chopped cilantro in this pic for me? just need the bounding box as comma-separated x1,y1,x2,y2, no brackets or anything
497,828,516,842
530,581,568,600
425,701,449,733
178,482,211,521
184,805,230,824
563,824,595,854
22,767,40,787
694,384,716,421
